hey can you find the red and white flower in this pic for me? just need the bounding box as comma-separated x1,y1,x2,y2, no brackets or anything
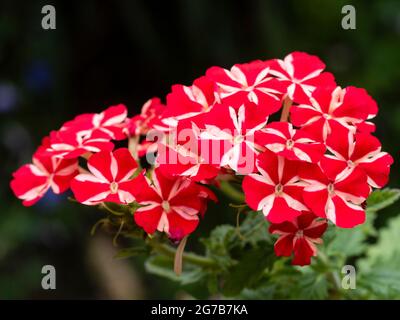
300,159,370,228
71,148,138,205
126,98,167,157
62,104,128,140
269,212,327,266
206,60,285,112
133,169,215,240
8,51,395,268
194,102,269,174
256,121,325,163
156,141,220,182
10,147,78,206
127,98,165,136
160,76,218,128
290,86,377,141
242,151,308,223
266,51,336,103
324,122,393,188
45,129,114,159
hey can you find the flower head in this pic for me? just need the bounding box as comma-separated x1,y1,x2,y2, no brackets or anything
193,102,270,174
11,147,78,206
256,121,325,163
62,104,128,140
161,76,218,128
45,129,114,159
243,150,307,223
156,141,220,182
266,51,336,104
71,148,138,205
133,168,216,240
206,60,285,112
269,212,328,266
128,98,165,136
300,158,370,228
291,86,377,141
324,122,393,188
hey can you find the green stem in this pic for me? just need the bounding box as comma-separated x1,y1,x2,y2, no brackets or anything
147,238,217,269
317,250,343,295
219,180,245,203
101,202,125,216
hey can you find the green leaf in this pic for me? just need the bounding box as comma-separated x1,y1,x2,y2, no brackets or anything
238,211,272,246
359,214,400,272
296,270,329,300
358,268,400,298
330,189,400,256
326,227,366,257
239,284,276,299
206,274,219,295
201,225,237,270
239,265,332,300
222,244,275,297
145,255,204,285
353,213,400,298
366,188,400,213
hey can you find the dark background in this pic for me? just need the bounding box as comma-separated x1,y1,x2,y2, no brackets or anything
0,0,399,299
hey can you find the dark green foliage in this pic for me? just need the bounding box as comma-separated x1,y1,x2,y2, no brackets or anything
127,189,400,299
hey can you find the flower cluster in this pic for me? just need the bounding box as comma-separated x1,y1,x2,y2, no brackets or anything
11,52,393,266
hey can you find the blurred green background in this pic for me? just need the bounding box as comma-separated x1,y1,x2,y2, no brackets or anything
0,0,399,299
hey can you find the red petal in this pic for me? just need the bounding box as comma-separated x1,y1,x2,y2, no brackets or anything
70,177,110,205
332,196,365,228
274,234,295,257
113,148,138,182
87,151,113,182
167,210,199,240
269,220,297,234
134,206,163,235
304,221,328,239
267,197,302,223
292,237,314,266
10,164,49,206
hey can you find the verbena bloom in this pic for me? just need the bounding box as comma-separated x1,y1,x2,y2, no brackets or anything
290,86,377,141
10,147,78,206
45,129,114,159
71,148,138,205
206,60,285,112
161,76,217,128
193,102,270,174
323,122,393,188
243,151,307,223
156,141,220,182
266,51,336,103
256,121,325,163
133,168,216,240
269,212,328,266
61,104,128,140
128,98,165,136
127,98,166,157
300,159,370,228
